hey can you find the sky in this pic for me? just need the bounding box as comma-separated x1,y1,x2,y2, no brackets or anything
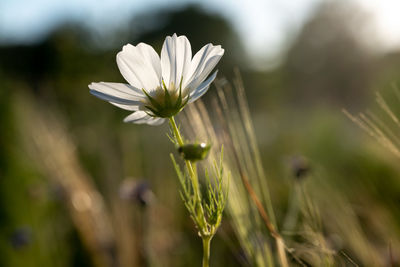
1,0,400,68
355,0,400,51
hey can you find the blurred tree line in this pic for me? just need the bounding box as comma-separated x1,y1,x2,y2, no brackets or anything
1,2,400,266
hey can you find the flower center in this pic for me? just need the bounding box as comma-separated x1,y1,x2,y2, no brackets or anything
142,81,189,118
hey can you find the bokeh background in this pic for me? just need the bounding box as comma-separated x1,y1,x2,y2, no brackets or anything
1,0,400,266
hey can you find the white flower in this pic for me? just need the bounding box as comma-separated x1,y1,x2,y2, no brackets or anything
89,34,224,126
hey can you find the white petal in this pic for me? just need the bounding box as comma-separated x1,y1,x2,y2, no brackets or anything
123,111,165,126
146,117,165,126
89,82,145,108
123,111,148,123
188,71,218,103
89,82,144,97
117,43,161,91
184,44,224,91
161,34,192,90
111,103,140,111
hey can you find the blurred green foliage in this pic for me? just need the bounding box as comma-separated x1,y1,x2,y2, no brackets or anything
1,2,400,266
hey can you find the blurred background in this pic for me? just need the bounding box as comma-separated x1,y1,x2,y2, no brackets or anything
1,0,400,266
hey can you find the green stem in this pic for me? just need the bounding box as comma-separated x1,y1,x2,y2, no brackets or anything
169,116,184,146
169,116,206,228
169,117,201,197
169,116,214,267
169,117,199,194
202,236,211,267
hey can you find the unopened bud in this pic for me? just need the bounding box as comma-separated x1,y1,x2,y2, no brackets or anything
10,227,32,250
289,155,310,180
119,179,154,207
178,143,211,161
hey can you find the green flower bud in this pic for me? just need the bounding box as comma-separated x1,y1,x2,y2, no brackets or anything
178,143,211,161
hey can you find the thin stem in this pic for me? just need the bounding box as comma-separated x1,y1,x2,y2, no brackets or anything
169,116,184,146
202,236,211,267
169,116,214,267
235,163,289,267
169,116,207,230
169,117,199,197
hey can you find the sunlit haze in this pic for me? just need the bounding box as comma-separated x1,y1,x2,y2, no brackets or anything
1,0,399,68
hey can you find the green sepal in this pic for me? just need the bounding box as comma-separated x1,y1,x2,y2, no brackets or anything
142,78,190,118
162,80,172,107
142,89,162,110
144,106,159,117
175,84,183,109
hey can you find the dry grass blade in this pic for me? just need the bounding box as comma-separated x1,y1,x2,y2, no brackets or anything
15,92,118,267
343,90,400,159
181,72,307,266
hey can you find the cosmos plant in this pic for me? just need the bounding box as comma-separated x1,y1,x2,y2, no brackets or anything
89,34,227,267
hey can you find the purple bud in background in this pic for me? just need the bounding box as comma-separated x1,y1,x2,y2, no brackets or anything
289,155,311,180
10,227,32,250
119,178,155,207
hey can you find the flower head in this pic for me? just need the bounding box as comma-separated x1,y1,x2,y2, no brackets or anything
89,34,224,125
